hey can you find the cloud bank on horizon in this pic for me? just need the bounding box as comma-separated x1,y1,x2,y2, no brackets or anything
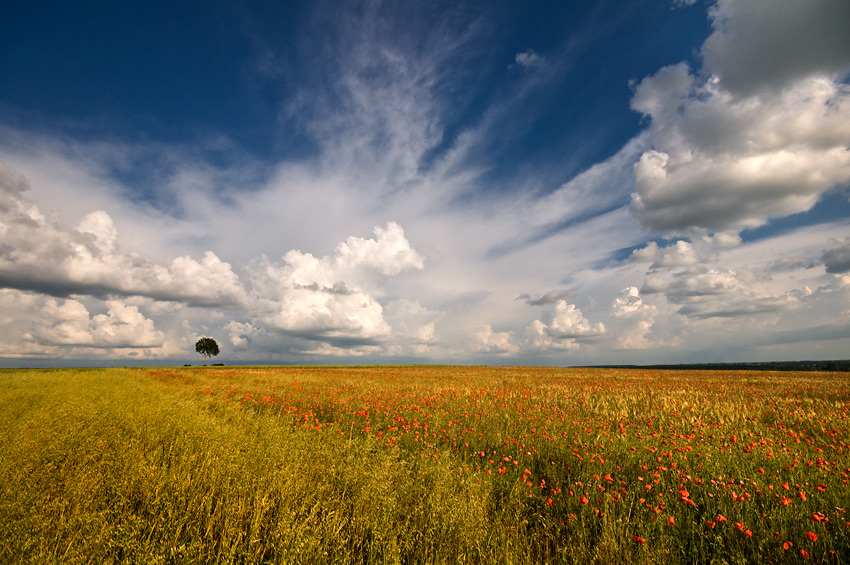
1,0,848,366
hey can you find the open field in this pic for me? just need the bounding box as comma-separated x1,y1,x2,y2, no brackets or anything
1,366,849,564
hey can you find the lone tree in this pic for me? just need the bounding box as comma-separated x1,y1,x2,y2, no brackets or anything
195,337,220,365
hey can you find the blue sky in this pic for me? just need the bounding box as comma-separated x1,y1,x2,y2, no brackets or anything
1,0,849,366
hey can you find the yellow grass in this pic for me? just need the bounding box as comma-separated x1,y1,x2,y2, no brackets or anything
1,366,848,563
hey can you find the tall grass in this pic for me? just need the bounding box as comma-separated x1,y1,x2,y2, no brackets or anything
1,366,848,563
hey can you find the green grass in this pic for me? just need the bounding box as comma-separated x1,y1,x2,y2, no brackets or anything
1,366,849,563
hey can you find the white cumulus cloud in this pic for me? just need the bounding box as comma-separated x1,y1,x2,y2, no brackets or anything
29,299,165,348
248,222,424,346
611,286,668,350
515,49,545,70
0,291,167,358
629,0,850,235
474,325,520,355
522,300,605,352
0,161,249,307
641,266,807,320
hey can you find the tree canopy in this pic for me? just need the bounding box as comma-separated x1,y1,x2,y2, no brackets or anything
195,337,219,364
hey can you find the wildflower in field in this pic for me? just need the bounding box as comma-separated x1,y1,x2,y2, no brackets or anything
667,516,675,527
806,532,818,542
632,535,645,544
799,549,810,559
810,512,827,523
783,541,793,551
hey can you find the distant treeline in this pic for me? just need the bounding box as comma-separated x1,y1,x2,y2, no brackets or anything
591,360,850,372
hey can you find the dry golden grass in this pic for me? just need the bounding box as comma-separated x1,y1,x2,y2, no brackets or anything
1,365,848,563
